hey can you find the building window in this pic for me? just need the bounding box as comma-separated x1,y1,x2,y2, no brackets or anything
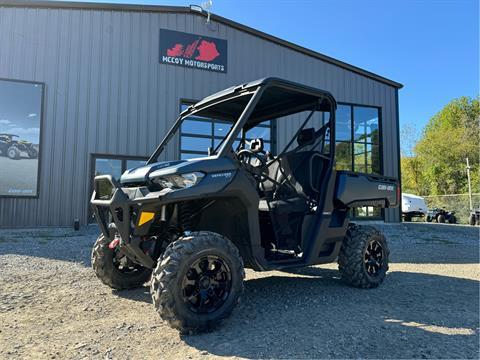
180,101,275,160
91,155,148,182
89,154,148,222
335,104,382,219
335,104,381,175
0,79,44,198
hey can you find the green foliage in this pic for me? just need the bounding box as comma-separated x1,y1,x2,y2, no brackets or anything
401,96,479,196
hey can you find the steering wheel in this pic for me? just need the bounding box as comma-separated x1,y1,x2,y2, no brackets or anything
236,149,268,181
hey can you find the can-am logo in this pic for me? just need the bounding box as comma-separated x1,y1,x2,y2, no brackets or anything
159,29,227,73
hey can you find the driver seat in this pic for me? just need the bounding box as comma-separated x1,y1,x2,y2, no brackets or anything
261,127,324,200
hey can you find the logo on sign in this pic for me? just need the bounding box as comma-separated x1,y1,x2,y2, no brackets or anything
159,29,227,73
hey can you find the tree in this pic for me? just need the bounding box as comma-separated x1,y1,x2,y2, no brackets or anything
412,97,479,195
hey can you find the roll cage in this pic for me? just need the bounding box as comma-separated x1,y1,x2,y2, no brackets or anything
148,77,337,164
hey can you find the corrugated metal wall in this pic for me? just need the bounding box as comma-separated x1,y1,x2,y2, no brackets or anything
0,6,400,226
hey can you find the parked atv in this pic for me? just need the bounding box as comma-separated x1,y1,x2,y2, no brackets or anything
426,208,456,224
90,78,399,333
0,134,38,160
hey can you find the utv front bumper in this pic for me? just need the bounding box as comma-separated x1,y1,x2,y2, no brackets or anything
90,175,170,268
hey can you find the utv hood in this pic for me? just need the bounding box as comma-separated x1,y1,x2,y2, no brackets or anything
119,157,237,186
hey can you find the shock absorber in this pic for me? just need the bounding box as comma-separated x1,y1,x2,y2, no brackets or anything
179,202,194,232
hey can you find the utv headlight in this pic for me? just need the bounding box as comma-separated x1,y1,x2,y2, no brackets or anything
152,172,204,189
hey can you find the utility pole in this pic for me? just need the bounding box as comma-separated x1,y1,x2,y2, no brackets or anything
466,157,473,211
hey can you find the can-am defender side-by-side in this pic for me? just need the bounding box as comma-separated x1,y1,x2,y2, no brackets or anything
91,78,399,332
0,134,38,160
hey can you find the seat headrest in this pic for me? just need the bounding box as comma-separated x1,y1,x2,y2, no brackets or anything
297,128,315,146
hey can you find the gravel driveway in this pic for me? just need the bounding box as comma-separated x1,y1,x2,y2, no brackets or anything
0,223,478,359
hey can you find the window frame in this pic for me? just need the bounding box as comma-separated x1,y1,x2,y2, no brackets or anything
179,99,276,159
336,102,384,220
336,102,383,176
0,77,45,199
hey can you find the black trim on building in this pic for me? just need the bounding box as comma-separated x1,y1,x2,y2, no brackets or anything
395,88,402,222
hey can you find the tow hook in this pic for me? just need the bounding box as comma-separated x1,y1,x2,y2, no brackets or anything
108,237,120,249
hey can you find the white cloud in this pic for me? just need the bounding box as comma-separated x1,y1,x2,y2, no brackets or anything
0,119,11,125
27,113,37,118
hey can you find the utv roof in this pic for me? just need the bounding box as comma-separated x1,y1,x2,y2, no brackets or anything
184,78,336,129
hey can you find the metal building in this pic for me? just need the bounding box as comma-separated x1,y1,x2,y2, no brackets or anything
0,0,402,227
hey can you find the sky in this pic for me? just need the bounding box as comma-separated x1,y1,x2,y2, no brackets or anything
56,0,479,152
0,81,42,144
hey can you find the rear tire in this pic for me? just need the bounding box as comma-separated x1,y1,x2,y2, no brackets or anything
469,215,476,226
150,231,244,333
91,234,152,290
27,148,38,159
437,214,446,223
338,224,389,289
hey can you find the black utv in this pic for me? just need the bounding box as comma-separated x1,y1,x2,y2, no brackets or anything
426,208,456,224
0,133,38,160
91,78,399,333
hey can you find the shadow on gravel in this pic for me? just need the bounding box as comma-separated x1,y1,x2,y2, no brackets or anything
181,268,479,359
112,287,152,303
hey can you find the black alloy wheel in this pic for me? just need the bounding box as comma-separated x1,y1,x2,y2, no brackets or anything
182,255,232,314
364,239,384,277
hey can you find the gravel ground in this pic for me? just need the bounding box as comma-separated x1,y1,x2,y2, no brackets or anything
0,223,478,359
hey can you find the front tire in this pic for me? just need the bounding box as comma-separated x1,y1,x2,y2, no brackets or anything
338,224,389,289
91,234,152,290
7,146,20,160
150,231,245,333
437,214,446,223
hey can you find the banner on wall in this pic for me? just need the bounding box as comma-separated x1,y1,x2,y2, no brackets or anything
159,28,228,73
0,79,43,197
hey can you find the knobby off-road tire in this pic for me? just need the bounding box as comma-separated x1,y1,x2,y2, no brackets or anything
91,234,152,290
470,214,476,226
338,224,390,289
7,146,20,160
437,214,446,223
150,231,245,333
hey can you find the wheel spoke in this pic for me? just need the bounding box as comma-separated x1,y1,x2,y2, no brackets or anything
364,240,384,276
181,253,232,313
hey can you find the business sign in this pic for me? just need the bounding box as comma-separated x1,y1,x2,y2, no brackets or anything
0,79,43,197
159,29,227,73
